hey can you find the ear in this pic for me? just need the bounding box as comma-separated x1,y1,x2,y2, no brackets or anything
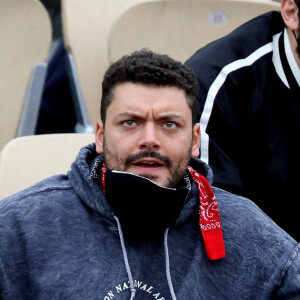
191,123,200,158
95,120,104,154
281,0,299,31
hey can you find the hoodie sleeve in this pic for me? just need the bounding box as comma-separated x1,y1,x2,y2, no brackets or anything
271,244,300,299
0,256,6,300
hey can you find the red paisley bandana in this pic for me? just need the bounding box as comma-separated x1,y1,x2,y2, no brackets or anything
101,163,225,260
188,166,225,260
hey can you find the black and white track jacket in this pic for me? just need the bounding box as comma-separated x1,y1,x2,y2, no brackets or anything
186,11,300,241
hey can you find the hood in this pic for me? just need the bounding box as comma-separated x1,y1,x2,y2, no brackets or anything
68,143,214,227
68,143,115,224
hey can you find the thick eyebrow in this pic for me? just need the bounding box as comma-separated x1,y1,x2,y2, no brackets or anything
158,114,185,123
115,112,143,120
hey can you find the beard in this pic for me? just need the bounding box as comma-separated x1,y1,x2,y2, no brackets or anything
103,136,192,188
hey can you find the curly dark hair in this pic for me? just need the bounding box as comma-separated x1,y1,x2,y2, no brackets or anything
101,49,199,126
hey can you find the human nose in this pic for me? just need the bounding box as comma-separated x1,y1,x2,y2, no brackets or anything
139,123,160,151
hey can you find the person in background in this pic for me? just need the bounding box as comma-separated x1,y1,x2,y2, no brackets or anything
185,0,300,241
0,50,299,299
36,40,76,134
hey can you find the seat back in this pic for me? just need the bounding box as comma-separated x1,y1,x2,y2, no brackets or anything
0,133,95,199
0,0,52,151
110,0,280,62
62,0,280,128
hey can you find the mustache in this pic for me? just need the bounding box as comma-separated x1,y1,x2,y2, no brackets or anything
125,151,172,167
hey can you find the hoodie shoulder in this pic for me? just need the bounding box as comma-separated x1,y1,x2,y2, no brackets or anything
0,174,73,214
213,186,300,295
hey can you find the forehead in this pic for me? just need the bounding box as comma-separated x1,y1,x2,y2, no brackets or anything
108,82,191,116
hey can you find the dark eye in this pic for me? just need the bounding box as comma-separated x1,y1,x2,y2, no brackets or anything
123,120,137,127
163,121,177,129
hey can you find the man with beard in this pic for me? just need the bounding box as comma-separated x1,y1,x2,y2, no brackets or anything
186,0,300,241
0,50,299,299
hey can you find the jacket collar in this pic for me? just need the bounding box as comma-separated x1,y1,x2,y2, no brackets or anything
273,28,300,89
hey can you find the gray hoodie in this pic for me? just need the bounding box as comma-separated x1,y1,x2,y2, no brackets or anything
0,144,299,299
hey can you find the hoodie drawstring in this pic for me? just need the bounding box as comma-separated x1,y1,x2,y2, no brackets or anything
114,216,137,300
114,216,177,300
164,228,177,300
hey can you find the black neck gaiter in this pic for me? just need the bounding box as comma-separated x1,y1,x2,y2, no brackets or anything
104,170,190,241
